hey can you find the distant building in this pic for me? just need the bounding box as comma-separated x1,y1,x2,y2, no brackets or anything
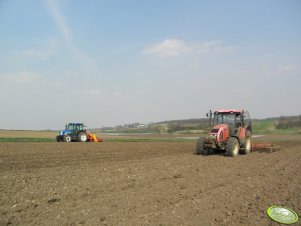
116,123,145,129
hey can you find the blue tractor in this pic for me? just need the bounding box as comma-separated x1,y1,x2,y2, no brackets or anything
56,123,88,142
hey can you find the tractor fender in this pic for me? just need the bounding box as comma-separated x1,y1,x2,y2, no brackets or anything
238,127,247,139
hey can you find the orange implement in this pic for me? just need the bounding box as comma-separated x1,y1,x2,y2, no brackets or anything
252,142,280,153
87,133,103,142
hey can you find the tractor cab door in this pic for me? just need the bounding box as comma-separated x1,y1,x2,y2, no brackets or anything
243,111,252,130
73,124,81,136
68,124,78,137
236,113,243,128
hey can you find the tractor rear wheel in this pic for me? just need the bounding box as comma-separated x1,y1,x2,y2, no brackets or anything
63,134,72,142
226,137,239,157
241,131,252,154
77,132,87,142
195,137,207,155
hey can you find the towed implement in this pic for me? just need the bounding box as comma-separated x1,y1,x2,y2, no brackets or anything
87,133,103,142
56,123,102,142
252,142,280,153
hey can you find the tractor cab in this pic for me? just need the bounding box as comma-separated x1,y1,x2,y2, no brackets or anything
65,123,85,136
210,110,251,137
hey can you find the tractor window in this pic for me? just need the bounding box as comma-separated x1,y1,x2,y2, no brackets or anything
66,123,83,131
67,124,74,130
236,114,242,126
213,114,236,126
244,111,251,125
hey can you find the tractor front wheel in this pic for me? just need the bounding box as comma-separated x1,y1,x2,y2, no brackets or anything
226,137,239,157
63,134,72,142
195,137,207,155
77,132,87,142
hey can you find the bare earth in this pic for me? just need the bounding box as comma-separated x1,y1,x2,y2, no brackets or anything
0,134,300,226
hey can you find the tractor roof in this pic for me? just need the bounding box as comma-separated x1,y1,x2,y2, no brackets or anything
215,109,243,114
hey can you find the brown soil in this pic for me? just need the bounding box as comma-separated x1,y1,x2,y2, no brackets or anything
0,134,300,226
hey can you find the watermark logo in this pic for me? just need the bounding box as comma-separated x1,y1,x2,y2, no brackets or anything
267,206,299,224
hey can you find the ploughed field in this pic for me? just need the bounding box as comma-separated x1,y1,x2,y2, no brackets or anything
0,134,300,226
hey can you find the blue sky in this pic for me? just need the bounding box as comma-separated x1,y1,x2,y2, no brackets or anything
0,0,300,130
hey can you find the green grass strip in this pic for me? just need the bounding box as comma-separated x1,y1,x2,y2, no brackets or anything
0,137,194,143
0,137,55,142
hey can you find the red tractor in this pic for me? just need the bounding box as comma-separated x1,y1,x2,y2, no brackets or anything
195,109,252,157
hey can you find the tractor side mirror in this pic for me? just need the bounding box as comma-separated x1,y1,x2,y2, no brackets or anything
206,110,212,117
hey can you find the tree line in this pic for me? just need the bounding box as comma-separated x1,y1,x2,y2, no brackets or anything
274,115,301,129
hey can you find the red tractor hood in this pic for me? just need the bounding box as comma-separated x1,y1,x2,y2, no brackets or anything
209,124,229,142
210,124,228,133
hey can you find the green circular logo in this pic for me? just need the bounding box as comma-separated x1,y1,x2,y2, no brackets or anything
267,206,299,224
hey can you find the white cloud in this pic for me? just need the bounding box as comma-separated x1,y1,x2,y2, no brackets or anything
144,39,190,57
0,71,40,84
18,38,60,59
43,0,95,65
278,64,298,73
19,49,52,59
63,70,81,78
43,0,71,44
194,40,234,54
87,89,101,95
143,38,234,57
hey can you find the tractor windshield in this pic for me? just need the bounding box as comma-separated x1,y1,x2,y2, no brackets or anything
212,113,236,127
66,124,83,131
